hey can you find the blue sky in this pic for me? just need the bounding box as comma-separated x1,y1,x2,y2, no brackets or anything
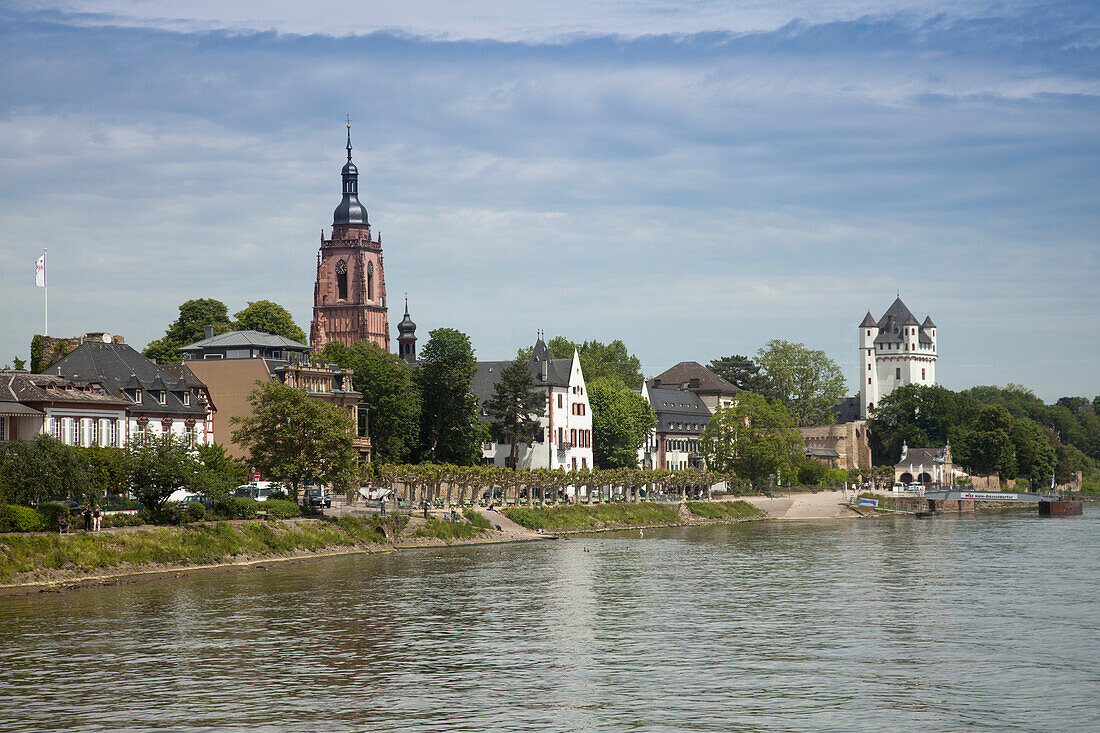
0,1,1097,401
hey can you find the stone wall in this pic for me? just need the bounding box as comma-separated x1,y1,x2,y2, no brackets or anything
799,422,873,473
31,333,125,373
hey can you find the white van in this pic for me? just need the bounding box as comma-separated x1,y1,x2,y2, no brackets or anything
234,482,285,502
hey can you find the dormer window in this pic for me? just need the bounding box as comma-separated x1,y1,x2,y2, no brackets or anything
130,388,142,403
183,392,191,406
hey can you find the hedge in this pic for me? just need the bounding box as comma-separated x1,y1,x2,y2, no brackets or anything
0,505,46,533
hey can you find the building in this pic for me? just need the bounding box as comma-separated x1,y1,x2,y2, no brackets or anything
648,361,741,413
179,329,370,462
472,338,593,471
859,297,937,419
638,382,711,470
799,423,873,474
640,362,741,470
310,124,390,353
895,445,954,486
0,371,131,447
45,339,213,446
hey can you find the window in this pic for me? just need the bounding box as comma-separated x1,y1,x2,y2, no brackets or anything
896,368,901,380
49,417,60,439
367,261,374,301
581,457,587,469
868,377,872,385
557,427,564,443
571,428,576,445
91,419,99,446
336,260,348,300
184,392,191,406
68,418,79,446
107,419,117,447
922,368,926,380
0,416,7,442
557,394,563,408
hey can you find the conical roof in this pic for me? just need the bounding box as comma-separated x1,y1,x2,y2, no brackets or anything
860,311,877,327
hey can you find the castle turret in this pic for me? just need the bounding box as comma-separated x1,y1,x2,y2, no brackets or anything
397,296,417,365
859,311,879,419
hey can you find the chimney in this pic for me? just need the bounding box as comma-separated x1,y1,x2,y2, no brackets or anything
204,325,214,340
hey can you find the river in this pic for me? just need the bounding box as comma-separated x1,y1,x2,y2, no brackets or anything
2,510,1098,732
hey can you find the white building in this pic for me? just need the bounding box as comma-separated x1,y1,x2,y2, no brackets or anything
859,297,937,419
472,338,593,471
0,371,131,447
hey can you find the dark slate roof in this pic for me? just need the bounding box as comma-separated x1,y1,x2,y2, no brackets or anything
648,362,741,395
47,342,208,417
1,371,130,410
178,330,311,354
831,396,862,424
472,356,572,419
647,387,711,435
806,446,841,458
860,311,877,328
895,446,951,468
922,316,936,328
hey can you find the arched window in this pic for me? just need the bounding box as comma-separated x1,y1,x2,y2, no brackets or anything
367,261,374,301
336,260,348,300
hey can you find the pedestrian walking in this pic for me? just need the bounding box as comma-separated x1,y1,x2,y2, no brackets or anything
82,505,92,531
92,507,102,531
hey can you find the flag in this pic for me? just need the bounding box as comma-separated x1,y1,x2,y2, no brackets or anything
35,255,45,287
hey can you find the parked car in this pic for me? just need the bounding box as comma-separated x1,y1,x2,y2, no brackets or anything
234,482,285,502
305,488,331,509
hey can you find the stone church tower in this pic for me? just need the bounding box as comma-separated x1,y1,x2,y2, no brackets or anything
310,125,390,352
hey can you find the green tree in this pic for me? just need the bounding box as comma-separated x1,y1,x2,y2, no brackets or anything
416,328,484,465
143,298,233,363
194,442,248,504
75,446,130,501
233,300,308,343
11,356,26,370
701,392,802,490
1011,418,1057,487
322,341,421,463
518,337,644,389
755,340,847,427
588,377,656,469
707,355,766,392
867,384,977,465
0,436,91,506
486,359,546,468
231,382,359,500
127,434,204,512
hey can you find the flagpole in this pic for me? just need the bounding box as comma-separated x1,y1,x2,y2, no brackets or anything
43,248,48,336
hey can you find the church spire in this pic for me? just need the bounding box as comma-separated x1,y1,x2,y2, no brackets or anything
333,116,369,226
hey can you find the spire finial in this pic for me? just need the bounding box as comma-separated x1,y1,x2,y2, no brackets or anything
345,114,352,162
404,292,409,315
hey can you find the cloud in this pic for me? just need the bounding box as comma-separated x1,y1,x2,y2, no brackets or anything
0,4,1097,400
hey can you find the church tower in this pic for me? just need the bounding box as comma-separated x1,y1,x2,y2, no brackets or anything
396,296,417,365
310,122,390,352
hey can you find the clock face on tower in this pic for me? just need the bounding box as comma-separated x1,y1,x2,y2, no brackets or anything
335,260,347,275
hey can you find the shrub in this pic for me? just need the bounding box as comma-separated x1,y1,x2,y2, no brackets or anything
0,504,46,532
38,503,70,531
103,513,145,528
268,490,290,502
220,497,259,520
262,499,301,519
183,503,206,523
463,509,492,529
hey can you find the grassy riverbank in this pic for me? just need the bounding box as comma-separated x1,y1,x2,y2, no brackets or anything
503,503,680,532
685,500,766,520
0,516,406,586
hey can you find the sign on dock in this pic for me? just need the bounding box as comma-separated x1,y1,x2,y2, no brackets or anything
858,498,878,507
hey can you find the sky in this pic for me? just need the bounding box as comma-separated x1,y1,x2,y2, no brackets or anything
0,1,1097,402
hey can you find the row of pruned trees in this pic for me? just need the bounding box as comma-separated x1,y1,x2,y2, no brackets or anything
364,463,753,506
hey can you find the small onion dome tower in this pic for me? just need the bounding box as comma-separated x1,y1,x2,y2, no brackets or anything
397,296,417,365
333,121,369,226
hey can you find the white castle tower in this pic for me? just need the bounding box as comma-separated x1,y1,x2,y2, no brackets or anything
859,297,937,419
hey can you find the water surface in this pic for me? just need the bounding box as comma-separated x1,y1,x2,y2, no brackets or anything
2,511,1097,731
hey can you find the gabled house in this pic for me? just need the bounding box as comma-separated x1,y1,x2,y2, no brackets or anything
0,371,132,447
472,338,593,471
638,382,711,470
46,341,212,447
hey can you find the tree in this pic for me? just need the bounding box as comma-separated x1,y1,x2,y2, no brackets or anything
867,384,976,465
701,392,803,490
0,436,91,506
1011,418,1057,487
323,341,421,463
707,355,766,392
588,377,657,469
194,442,248,504
143,298,233,363
518,337,644,389
234,300,308,343
11,356,25,370
415,328,485,465
75,446,130,500
754,340,847,427
486,359,545,468
127,434,205,512
231,382,359,499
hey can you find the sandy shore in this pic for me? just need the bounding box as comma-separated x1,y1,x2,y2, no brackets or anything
740,490,862,519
